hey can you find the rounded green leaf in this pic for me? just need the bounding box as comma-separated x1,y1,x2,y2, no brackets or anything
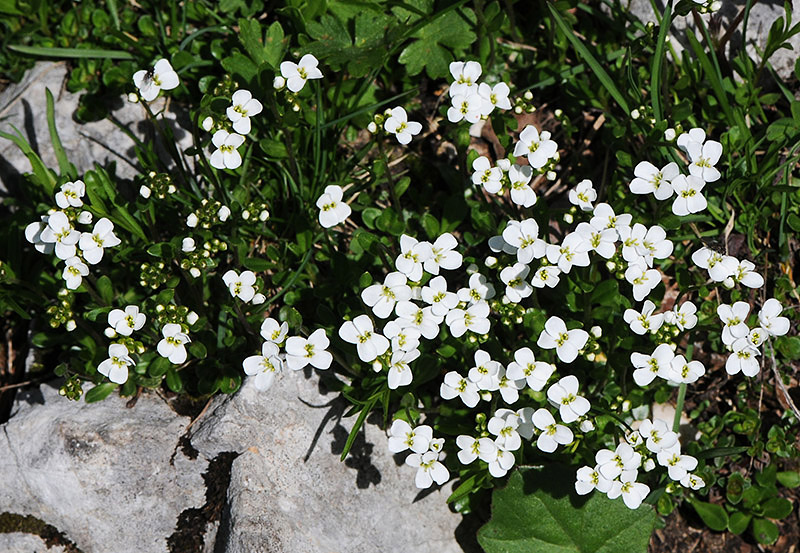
691,499,729,531
752,518,779,545
761,497,793,520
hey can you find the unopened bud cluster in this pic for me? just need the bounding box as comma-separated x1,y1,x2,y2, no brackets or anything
59,374,83,401
47,289,75,330
241,201,270,222
186,199,231,228
140,262,169,289
140,172,176,200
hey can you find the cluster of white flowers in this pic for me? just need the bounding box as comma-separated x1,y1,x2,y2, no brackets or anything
446,61,511,124
388,420,449,488
576,418,704,509
691,246,764,289
630,128,722,216
718,298,790,377
242,317,332,392
25,181,121,294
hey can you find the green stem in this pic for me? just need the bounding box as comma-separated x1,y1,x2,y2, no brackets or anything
673,383,687,433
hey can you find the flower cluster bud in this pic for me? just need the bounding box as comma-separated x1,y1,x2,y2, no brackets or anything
142,172,176,200
59,375,83,401
47,290,75,329
155,303,190,326
241,201,270,222
140,262,169,289
181,250,214,278
186,199,231,229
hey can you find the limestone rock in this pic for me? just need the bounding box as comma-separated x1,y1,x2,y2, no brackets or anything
0,533,66,553
0,383,206,553
190,371,466,553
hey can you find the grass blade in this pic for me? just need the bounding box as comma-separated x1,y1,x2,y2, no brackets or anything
45,88,77,180
651,1,673,121
548,3,630,114
7,45,135,60
0,126,56,195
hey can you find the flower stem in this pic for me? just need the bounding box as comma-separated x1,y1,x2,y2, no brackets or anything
672,382,687,433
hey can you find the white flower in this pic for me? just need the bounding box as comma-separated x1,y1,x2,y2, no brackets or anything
608,472,650,509
384,106,422,145
624,300,664,335
478,82,512,115
108,305,146,337
657,450,698,481
449,60,482,96
692,247,738,282
687,139,723,182
425,233,463,274
445,301,491,338
471,156,503,192
79,217,121,264
387,348,420,389
507,164,537,207
181,237,196,252
457,272,495,305
727,338,761,377
284,328,333,370
133,58,179,102
338,314,390,362
665,354,705,384
638,419,679,453
55,180,85,209
447,90,483,123
226,89,263,135
717,301,751,345
500,262,533,303
316,184,351,228
280,53,323,92
39,211,80,260
456,435,497,465
243,341,283,391
665,301,698,331
574,222,617,259
747,327,768,348
575,466,612,495
537,317,589,364
618,223,647,265
383,320,421,352
487,447,516,477
568,179,597,211
624,261,662,302
488,410,522,451
25,217,55,255
502,219,547,264
681,473,706,490
157,323,190,364
395,235,432,282
406,451,449,489
547,375,591,422
513,125,558,169
671,175,707,216
222,269,257,302
532,408,574,453
506,347,555,391
467,350,502,391
210,129,245,170
388,420,432,454
441,371,480,407
186,213,199,228
545,233,591,273
630,161,680,200
631,343,675,386
77,211,92,225
596,443,642,481
260,318,288,344
496,367,524,404
61,256,89,290
677,128,707,152
394,301,442,340
637,225,673,267
530,265,561,288
731,259,764,289
759,298,790,337
591,203,632,239
362,272,412,319
97,343,134,384
218,206,231,222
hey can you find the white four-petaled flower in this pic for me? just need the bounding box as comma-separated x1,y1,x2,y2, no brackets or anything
280,54,323,92
316,184,351,229
157,323,191,365
98,343,135,384
133,59,179,102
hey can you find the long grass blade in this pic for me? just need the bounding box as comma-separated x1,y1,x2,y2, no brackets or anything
8,45,135,60
45,88,77,180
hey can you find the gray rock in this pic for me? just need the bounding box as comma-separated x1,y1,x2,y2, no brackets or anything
191,371,466,553
0,533,66,553
0,383,207,553
0,62,193,193
623,0,799,81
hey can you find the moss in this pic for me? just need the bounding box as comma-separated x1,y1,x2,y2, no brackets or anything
0,512,83,552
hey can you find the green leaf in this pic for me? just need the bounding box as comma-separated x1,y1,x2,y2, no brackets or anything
238,18,269,65
756,464,778,487
728,512,751,534
761,497,793,519
777,470,800,488
0,126,57,195
752,518,779,544
340,398,376,461
242,257,273,272
0,0,23,15
165,367,183,393
221,52,258,84
7,45,135,59
767,118,798,141
306,13,391,77
45,88,77,179
420,213,440,239
95,275,114,305
478,467,656,553
727,473,745,504
85,382,117,403
776,336,800,360
691,499,729,531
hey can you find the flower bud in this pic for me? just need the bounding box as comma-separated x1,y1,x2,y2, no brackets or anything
201,116,214,131
259,210,269,221
631,109,641,120
189,267,201,278
664,128,676,141
466,263,479,275
563,213,573,224
621,399,631,412
252,293,266,305
523,91,533,100
273,76,286,89
580,419,595,433
77,211,93,225
104,327,117,338
139,185,152,199
590,325,602,338
218,205,231,221
186,311,199,325
554,108,563,118
546,171,556,181
367,121,377,133
643,458,656,472
485,256,498,268
65,320,77,332
722,277,735,289
182,237,196,252
127,92,139,103
186,213,199,228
